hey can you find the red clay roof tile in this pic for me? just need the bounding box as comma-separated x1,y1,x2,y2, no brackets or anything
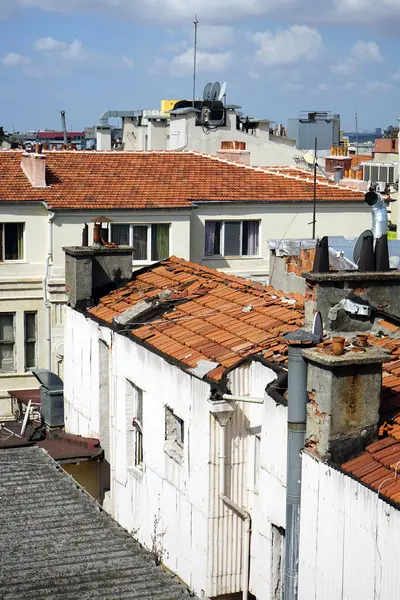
0,150,365,210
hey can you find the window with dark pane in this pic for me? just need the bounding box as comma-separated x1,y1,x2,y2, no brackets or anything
224,221,241,256
24,312,37,370
0,313,15,372
1,224,24,261
110,224,130,246
151,224,169,260
132,226,148,261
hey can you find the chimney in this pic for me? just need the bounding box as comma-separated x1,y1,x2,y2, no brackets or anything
303,344,389,464
96,125,112,151
21,149,47,188
217,141,250,165
64,245,133,309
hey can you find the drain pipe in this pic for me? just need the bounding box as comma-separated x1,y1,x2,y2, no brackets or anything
210,401,251,600
44,211,55,371
283,330,318,600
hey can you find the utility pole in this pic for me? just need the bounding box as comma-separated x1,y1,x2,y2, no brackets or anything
192,15,199,107
312,137,318,239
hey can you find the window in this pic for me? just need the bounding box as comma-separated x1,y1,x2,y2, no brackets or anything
0,223,24,261
24,312,37,370
164,406,184,463
110,223,170,261
205,220,259,257
126,381,144,468
0,313,15,372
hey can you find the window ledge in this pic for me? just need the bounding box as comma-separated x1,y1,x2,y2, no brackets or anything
0,260,27,265
127,465,144,480
204,255,261,260
164,441,183,465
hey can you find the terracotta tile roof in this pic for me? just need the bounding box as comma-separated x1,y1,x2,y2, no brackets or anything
0,150,365,210
88,256,304,381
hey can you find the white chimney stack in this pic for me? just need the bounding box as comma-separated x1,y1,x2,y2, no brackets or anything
21,147,47,188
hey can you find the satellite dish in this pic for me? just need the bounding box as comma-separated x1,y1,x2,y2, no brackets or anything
312,311,323,342
203,82,212,101
353,229,373,265
218,82,227,102
210,81,221,102
390,255,400,269
304,152,316,166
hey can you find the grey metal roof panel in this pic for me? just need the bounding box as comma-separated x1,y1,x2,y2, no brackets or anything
0,447,194,600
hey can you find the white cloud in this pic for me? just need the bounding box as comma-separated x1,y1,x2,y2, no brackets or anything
365,81,393,91
1,52,31,67
5,0,400,27
62,39,86,60
171,48,231,76
121,55,135,69
198,25,233,49
253,25,323,67
34,36,67,51
330,39,382,75
350,40,382,62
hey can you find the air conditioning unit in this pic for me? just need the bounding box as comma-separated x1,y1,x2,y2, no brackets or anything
363,162,398,185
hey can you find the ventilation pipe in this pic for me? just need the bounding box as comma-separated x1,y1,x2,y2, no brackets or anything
364,190,388,241
44,212,55,371
283,330,318,600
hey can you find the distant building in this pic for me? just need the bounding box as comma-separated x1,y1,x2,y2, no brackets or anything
288,111,341,151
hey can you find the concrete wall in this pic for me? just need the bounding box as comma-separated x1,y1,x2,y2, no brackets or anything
192,202,371,279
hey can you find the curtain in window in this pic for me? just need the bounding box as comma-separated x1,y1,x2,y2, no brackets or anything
0,314,14,372
110,224,130,246
132,226,148,261
205,222,216,256
246,221,259,256
151,224,169,260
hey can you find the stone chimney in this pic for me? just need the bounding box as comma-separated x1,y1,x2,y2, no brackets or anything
303,345,389,464
64,246,133,309
217,141,250,165
304,270,400,333
21,147,46,188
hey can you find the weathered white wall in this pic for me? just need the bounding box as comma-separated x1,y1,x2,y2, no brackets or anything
192,202,371,278
64,307,211,596
299,452,400,600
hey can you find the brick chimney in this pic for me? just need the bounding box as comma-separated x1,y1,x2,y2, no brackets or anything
21,147,47,188
217,141,250,165
303,345,389,464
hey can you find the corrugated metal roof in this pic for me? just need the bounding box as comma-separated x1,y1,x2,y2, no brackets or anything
0,446,194,600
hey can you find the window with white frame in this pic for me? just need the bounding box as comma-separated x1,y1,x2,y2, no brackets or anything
204,220,260,257
0,313,15,372
164,406,184,463
0,223,24,261
126,381,144,468
24,312,37,371
110,223,170,261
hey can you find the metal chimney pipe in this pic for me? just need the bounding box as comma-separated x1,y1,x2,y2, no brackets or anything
364,190,388,241
283,330,318,600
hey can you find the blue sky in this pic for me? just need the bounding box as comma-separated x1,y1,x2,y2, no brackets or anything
0,0,399,133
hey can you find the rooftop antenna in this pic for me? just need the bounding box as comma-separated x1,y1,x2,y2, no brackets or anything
355,106,359,169
192,15,199,108
303,137,319,238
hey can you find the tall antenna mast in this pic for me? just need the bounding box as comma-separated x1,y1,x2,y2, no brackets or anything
355,106,359,169
192,15,199,107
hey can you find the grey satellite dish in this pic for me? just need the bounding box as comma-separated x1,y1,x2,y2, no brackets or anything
203,82,212,101
218,81,227,102
312,311,323,342
210,81,221,102
353,229,373,265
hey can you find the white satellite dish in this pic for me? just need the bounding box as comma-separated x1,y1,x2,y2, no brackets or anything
312,311,323,342
210,81,221,102
390,255,400,269
218,82,227,102
304,152,316,166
